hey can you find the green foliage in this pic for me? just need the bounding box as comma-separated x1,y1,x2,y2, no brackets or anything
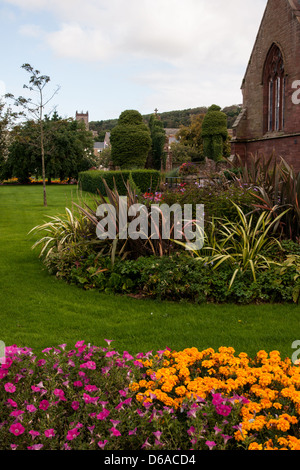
43,251,300,305
110,110,152,169
190,203,288,288
161,182,255,223
78,169,161,195
5,117,95,183
148,114,166,170
231,154,300,241
201,105,229,162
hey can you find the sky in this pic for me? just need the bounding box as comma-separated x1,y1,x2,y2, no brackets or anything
0,0,267,122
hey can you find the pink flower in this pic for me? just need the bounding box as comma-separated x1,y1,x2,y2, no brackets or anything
9,423,25,436
84,385,98,392
4,382,16,393
123,351,134,361
105,351,117,358
26,404,37,413
153,431,162,441
206,441,217,450
66,428,80,441
129,428,137,436
45,429,56,438
6,398,18,408
27,444,44,450
73,381,83,387
53,389,66,401
104,339,114,346
83,393,99,404
110,419,120,428
44,429,55,439
211,393,224,406
71,401,80,411
39,400,50,411
215,404,231,417
10,410,24,418
97,409,110,420
98,440,108,449
110,427,121,437
29,430,40,440
80,361,96,370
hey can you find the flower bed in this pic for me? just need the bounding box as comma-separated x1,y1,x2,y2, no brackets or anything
0,341,300,450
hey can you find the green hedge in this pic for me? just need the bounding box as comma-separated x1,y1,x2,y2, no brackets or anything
78,169,161,195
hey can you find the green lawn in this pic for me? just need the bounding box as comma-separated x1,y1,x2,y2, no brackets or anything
0,184,299,359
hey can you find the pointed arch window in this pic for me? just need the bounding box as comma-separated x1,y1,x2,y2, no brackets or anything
263,44,285,133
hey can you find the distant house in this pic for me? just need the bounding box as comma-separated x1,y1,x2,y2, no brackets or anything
231,0,300,171
94,142,105,156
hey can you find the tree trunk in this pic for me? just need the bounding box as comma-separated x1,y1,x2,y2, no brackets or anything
40,106,47,207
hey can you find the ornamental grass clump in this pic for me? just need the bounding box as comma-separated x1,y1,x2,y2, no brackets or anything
1,342,300,450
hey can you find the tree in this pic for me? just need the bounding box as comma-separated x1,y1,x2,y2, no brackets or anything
175,114,206,162
0,100,15,180
6,116,95,183
148,114,166,170
110,110,152,169
6,64,60,206
201,105,229,162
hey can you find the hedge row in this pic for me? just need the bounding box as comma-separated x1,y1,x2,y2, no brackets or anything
78,170,161,195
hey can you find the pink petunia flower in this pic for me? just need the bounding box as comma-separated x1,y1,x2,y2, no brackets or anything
98,440,108,449
97,409,110,420
4,383,16,393
6,398,18,408
110,427,121,437
71,401,80,411
53,389,66,401
73,381,83,387
28,444,44,450
84,385,98,392
39,400,50,411
10,410,24,418
44,429,56,438
215,404,232,417
26,404,37,413
29,430,40,440
80,361,96,370
9,423,25,436
206,441,217,450
66,428,80,441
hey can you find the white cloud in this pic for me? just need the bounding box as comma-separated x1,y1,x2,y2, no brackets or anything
7,0,267,66
3,0,268,114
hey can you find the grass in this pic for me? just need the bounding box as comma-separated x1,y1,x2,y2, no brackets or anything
0,184,299,359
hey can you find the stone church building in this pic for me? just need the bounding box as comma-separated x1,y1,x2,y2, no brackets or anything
231,0,300,171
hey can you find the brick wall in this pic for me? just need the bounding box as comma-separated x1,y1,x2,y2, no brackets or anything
232,0,300,170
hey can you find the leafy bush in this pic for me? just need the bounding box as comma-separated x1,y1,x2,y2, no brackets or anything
42,251,300,305
190,203,288,288
229,154,300,241
78,170,161,195
110,110,152,169
1,342,300,450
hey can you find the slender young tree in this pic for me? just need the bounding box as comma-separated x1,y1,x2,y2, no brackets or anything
6,64,60,206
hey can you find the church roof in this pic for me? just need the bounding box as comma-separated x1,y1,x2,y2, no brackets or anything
288,0,300,21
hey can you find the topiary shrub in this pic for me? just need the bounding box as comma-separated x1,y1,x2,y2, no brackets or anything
110,110,152,169
201,105,229,162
